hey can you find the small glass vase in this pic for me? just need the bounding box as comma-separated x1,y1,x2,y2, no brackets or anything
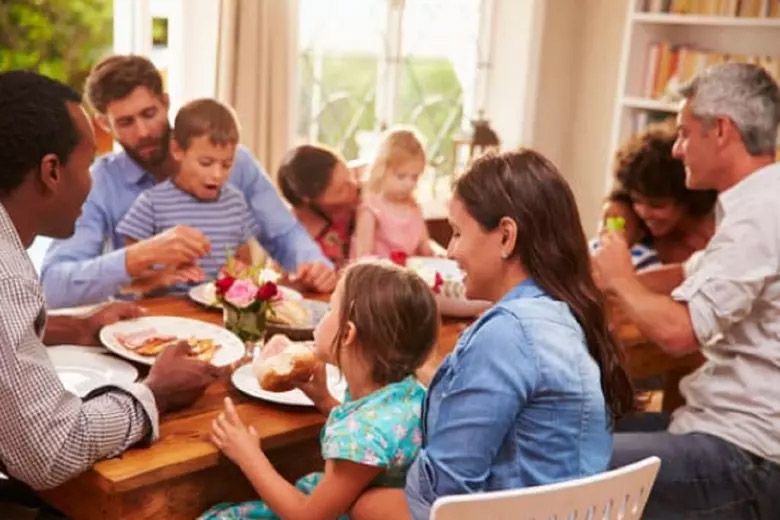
222,304,267,360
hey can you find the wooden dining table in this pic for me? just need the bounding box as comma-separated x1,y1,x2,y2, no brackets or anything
38,293,700,519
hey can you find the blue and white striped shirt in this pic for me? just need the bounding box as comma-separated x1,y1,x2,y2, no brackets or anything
589,238,659,271
40,146,329,308
116,180,257,279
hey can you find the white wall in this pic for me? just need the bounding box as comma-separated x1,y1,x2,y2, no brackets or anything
113,0,221,115
484,0,545,149
526,0,628,234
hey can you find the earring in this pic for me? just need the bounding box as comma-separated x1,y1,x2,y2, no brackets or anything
501,251,509,259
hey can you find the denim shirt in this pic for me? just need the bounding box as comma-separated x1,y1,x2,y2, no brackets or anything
40,146,329,308
405,279,612,520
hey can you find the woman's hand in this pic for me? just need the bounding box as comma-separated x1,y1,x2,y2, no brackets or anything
295,361,339,415
211,397,263,466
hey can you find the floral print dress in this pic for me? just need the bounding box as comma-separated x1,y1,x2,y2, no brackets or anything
200,376,425,519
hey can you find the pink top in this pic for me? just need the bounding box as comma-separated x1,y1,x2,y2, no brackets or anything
362,194,426,258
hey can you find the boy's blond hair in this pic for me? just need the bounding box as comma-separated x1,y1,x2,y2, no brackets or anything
173,98,240,150
367,126,426,193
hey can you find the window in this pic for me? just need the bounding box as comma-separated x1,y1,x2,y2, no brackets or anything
1,0,113,274
297,0,491,194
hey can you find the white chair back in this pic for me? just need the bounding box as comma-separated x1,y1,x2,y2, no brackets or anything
430,456,660,520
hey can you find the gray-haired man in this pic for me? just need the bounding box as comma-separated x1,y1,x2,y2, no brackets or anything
594,63,780,518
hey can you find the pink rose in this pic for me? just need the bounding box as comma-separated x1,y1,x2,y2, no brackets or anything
224,279,258,309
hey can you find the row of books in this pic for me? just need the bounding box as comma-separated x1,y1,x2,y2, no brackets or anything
644,0,780,16
642,43,780,100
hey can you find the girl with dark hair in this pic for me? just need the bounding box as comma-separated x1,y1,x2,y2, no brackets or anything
351,149,634,520
589,188,659,271
200,261,438,519
615,121,716,263
277,145,360,267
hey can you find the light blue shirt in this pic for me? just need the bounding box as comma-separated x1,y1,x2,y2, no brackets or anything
405,279,612,520
41,146,329,307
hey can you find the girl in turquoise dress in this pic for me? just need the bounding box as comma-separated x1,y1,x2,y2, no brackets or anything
201,261,439,519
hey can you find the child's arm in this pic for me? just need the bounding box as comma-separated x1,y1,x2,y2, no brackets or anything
213,398,381,520
235,242,253,266
415,224,436,256
243,457,382,520
120,237,204,295
352,205,377,258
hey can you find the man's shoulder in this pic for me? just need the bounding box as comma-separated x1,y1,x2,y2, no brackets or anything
230,145,268,180
726,163,780,209
92,151,128,176
234,144,258,165
90,151,141,189
0,238,39,291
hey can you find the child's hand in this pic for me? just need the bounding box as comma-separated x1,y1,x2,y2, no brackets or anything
591,232,634,292
295,362,339,415
605,216,626,233
211,397,263,466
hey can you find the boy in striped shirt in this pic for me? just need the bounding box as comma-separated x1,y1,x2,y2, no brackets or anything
117,99,256,294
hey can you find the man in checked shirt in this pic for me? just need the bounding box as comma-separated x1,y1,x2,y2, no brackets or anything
0,71,220,514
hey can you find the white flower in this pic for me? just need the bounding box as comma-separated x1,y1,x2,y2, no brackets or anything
255,267,281,285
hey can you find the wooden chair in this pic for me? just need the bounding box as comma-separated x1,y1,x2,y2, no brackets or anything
431,456,661,520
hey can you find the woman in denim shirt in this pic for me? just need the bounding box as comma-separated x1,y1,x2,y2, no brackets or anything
352,150,634,520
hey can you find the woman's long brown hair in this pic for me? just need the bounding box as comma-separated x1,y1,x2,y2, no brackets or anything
455,150,634,418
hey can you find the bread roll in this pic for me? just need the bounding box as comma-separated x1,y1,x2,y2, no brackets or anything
253,335,317,392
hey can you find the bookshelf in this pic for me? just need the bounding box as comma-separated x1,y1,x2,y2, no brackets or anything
606,0,780,187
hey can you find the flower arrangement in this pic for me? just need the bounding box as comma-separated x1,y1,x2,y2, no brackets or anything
215,257,280,346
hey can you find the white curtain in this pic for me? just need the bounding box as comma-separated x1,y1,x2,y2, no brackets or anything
216,0,298,178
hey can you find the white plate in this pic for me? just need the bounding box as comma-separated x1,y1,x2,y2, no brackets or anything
48,345,139,397
406,256,464,280
231,363,347,406
268,299,329,333
48,302,107,316
188,282,303,308
99,316,245,367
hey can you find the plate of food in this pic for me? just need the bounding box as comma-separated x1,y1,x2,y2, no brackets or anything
99,316,245,366
267,299,330,341
231,336,346,406
189,282,303,308
48,345,139,397
406,256,466,299
405,256,489,317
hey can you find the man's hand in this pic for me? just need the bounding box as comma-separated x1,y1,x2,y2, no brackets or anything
44,301,145,346
592,232,635,293
125,225,211,277
81,301,145,344
290,262,337,293
144,342,223,414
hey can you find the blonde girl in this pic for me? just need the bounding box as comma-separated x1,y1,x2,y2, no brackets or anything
352,127,434,259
